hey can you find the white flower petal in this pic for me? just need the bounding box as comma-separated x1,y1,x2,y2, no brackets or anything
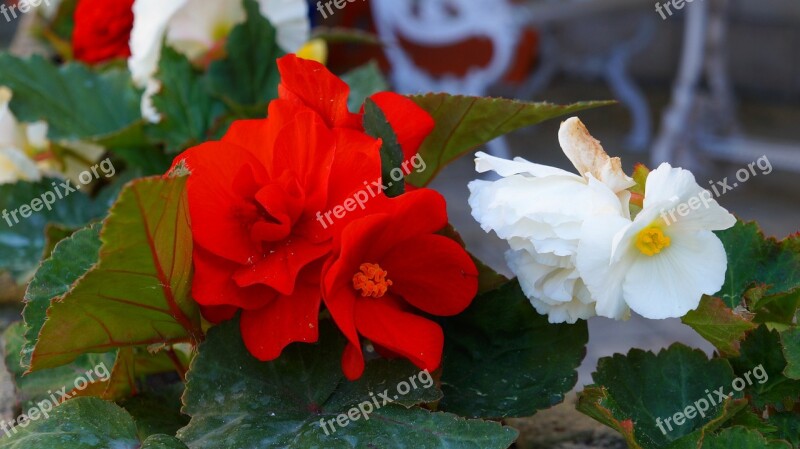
622,230,728,319
577,214,633,320
129,0,189,87
0,87,22,149
474,151,580,179
646,164,736,232
0,147,41,184
507,249,596,324
140,79,163,124
166,0,245,60
258,0,310,52
25,122,49,150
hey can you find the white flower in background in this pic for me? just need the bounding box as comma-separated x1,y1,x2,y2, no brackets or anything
39,0,62,19
468,118,635,323
129,0,311,122
0,87,48,184
577,163,736,320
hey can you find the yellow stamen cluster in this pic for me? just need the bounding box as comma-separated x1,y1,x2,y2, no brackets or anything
635,227,671,256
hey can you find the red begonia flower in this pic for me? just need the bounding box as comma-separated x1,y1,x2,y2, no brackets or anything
72,0,135,65
174,54,436,363
321,189,479,380
277,55,435,163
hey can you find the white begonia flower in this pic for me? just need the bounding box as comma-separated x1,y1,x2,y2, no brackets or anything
129,0,310,121
577,163,736,320
468,117,635,323
0,87,47,184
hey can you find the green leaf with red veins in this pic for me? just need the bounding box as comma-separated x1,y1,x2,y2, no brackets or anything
22,223,103,367
681,296,757,357
405,94,614,186
30,176,201,371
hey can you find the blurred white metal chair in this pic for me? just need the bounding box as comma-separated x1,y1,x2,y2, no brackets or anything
371,0,524,158
516,0,656,152
652,0,800,173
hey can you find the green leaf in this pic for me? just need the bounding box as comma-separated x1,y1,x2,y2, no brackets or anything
30,176,201,371
363,98,405,197
141,435,190,449
577,345,743,449
767,413,800,447
150,47,228,153
406,95,614,186
751,290,800,327
781,327,800,380
681,296,757,357
120,383,189,440
3,322,116,410
341,61,388,112
0,397,160,449
673,426,791,449
726,408,779,436
714,221,800,309
177,319,518,449
438,280,587,418
41,223,76,260
728,325,800,409
0,55,142,141
43,0,79,57
0,178,105,281
205,0,283,113
22,223,103,367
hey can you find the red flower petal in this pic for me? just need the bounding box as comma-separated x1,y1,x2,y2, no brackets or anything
72,0,134,65
341,342,366,381
362,189,449,257
270,110,336,213
240,271,322,361
233,237,329,295
368,92,435,162
199,304,237,324
324,128,383,213
173,142,267,264
192,247,277,310
382,234,478,316
322,215,390,358
277,55,361,130
354,297,444,374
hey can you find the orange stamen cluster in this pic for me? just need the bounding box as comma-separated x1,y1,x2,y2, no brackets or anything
352,263,393,298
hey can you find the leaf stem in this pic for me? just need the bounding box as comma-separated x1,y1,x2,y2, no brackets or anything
166,347,187,381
